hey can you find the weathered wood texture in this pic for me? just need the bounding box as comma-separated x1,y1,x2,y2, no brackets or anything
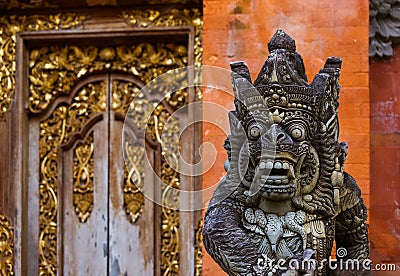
0,114,12,219
61,121,109,275
109,119,156,275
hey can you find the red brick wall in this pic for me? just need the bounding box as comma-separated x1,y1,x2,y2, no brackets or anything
202,0,370,274
370,45,400,266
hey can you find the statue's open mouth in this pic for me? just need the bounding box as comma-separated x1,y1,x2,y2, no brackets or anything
253,149,317,199
254,156,299,196
259,159,295,185
260,160,295,192
248,142,320,199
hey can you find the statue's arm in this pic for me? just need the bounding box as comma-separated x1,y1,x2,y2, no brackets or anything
203,198,260,276
333,172,370,274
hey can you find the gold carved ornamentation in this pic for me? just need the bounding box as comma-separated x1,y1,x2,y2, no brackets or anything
0,13,86,118
121,86,183,272
151,105,181,275
113,79,146,223
112,80,141,116
73,133,94,223
160,154,180,276
114,81,183,273
152,105,180,169
123,143,145,224
1,0,56,10
29,43,188,114
194,219,203,276
122,8,203,100
115,80,155,131
122,16,203,272
122,9,201,66
39,81,106,275
33,39,189,273
0,212,14,275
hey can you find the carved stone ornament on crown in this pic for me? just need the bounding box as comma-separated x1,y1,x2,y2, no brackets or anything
203,30,370,276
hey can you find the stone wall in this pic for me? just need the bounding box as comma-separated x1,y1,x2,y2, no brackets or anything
202,0,370,274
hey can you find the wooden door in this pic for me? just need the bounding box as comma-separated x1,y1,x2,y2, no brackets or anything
56,74,158,275
17,28,202,275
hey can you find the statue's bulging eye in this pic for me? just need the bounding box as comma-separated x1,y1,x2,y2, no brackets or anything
291,128,302,139
248,124,262,140
290,126,305,140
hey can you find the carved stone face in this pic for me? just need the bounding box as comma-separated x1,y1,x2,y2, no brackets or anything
228,30,342,216
242,102,320,201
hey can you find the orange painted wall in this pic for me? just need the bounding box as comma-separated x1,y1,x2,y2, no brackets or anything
369,45,400,268
202,0,370,274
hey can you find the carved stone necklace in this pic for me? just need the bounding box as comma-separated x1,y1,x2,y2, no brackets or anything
243,208,306,259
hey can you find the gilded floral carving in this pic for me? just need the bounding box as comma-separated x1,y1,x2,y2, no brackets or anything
29,43,188,114
194,219,203,276
123,143,145,224
0,212,13,275
123,8,203,99
73,133,95,223
0,13,87,118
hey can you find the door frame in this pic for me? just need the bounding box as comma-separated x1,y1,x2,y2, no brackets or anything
13,26,201,275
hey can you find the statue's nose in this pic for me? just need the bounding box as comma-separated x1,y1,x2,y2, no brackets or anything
261,124,293,146
275,125,293,145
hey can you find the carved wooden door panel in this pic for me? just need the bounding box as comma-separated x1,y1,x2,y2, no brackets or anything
107,74,156,274
18,27,202,275
39,73,156,275
61,120,110,275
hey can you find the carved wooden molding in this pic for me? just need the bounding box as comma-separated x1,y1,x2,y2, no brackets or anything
72,133,95,223
194,218,203,276
370,0,400,58
0,0,56,10
0,211,13,275
18,10,202,275
0,13,87,119
1,0,201,11
28,43,189,115
38,80,107,274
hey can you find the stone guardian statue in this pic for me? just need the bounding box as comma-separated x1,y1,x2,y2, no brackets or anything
203,30,370,276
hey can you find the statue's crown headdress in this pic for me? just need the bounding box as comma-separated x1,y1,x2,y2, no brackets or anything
231,30,342,126
268,29,296,52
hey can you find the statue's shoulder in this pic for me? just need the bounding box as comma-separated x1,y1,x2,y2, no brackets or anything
335,171,363,214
